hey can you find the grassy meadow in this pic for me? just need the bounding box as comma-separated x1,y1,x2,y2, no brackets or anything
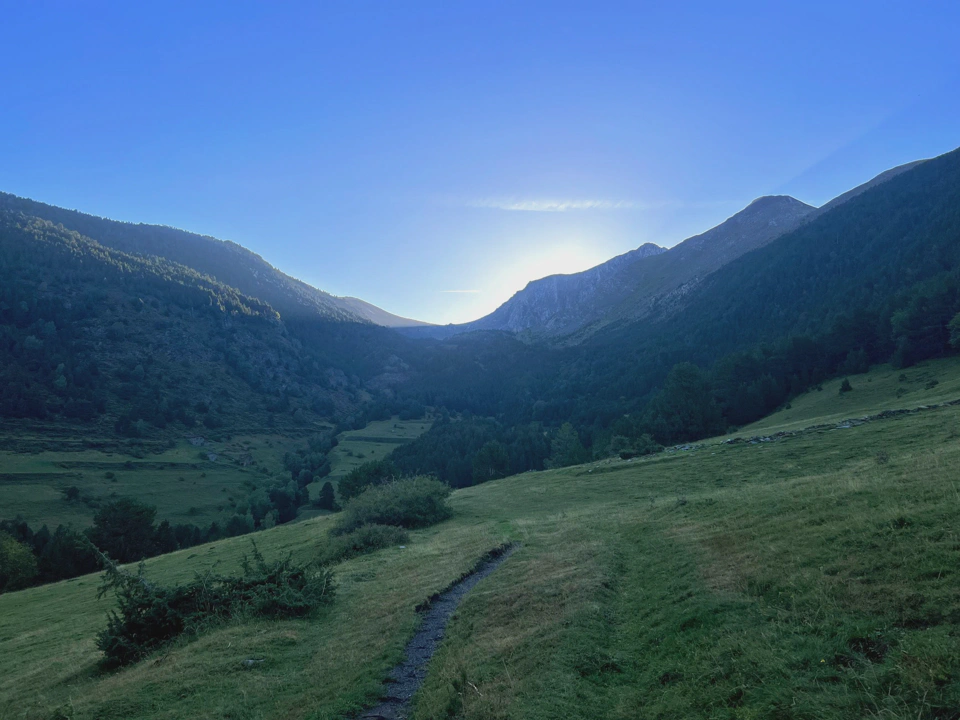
325,418,431,482
0,417,431,529
0,433,304,529
1,365,960,718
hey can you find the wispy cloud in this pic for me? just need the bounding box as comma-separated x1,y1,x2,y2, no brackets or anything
467,197,644,212
439,289,482,294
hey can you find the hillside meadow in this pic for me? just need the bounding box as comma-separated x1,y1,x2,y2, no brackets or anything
1,361,959,718
0,418,431,531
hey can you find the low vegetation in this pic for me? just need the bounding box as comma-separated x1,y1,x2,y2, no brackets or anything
332,476,452,536
96,542,334,668
1,362,960,717
320,524,409,565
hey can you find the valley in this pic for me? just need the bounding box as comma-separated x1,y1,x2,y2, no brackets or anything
3,147,960,719
3,7,958,718
2,358,959,718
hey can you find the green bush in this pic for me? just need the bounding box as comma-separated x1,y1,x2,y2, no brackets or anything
0,531,38,593
618,433,663,460
96,542,334,668
338,459,399,501
320,524,409,564
333,476,452,536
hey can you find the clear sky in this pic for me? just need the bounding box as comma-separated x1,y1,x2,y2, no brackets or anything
1,1,958,324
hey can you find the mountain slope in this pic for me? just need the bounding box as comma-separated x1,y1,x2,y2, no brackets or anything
0,210,397,433
0,192,424,327
442,161,933,344
4,377,960,719
461,243,666,336
438,196,814,341
597,194,816,332
333,296,432,328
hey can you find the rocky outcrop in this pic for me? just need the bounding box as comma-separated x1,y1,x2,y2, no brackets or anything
462,243,666,336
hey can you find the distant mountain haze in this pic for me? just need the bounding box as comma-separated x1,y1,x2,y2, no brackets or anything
420,159,930,343
460,242,667,337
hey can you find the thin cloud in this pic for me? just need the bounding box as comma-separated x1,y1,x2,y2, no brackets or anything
439,289,482,294
467,197,644,212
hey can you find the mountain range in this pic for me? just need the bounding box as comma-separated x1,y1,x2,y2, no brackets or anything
0,193,429,329
414,159,926,342
2,148,959,458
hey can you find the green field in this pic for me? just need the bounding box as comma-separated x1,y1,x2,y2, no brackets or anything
306,418,432,502
0,433,307,529
2,367,960,718
737,356,960,435
0,417,431,530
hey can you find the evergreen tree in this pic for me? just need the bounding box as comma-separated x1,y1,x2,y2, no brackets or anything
87,498,158,563
316,481,337,511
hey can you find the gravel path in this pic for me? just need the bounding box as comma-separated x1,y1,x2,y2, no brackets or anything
360,544,516,720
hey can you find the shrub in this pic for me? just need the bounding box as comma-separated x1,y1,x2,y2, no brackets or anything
0,532,38,593
333,476,452,536
320,524,408,564
96,542,334,668
839,378,853,394
338,459,399,500
618,433,663,460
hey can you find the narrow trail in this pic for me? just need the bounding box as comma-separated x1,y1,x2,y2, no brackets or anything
359,544,517,720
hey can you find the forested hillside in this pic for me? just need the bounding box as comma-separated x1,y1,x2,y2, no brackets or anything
0,211,390,433
0,192,411,325
384,148,960,478
3,148,960,503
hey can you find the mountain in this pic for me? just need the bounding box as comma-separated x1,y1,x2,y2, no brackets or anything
0,207,439,436
333,296,432,328
436,161,933,344
418,195,814,342
809,159,927,219
594,195,816,333
0,192,425,328
460,243,666,337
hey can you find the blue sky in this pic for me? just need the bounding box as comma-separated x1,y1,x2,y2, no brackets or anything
1,1,958,324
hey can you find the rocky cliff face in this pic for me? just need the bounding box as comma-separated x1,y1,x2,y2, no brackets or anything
464,243,666,336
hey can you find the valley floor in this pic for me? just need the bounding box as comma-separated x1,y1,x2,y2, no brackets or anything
3,361,960,719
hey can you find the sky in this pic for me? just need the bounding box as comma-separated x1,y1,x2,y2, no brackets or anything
1,1,958,324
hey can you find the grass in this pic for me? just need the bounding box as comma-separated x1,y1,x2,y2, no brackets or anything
0,433,307,529
0,416,432,530
737,355,960,435
306,417,431,503
2,370,960,718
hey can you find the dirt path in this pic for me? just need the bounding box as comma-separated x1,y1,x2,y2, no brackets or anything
360,544,517,720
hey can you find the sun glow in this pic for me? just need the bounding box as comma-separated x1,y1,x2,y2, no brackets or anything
491,241,609,302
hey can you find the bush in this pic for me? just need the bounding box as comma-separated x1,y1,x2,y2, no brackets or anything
618,433,663,460
338,459,399,501
839,378,853,394
320,524,408,564
333,476,452,536
0,532,38,593
96,542,334,668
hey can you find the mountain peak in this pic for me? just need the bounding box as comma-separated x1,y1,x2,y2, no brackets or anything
743,195,814,214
